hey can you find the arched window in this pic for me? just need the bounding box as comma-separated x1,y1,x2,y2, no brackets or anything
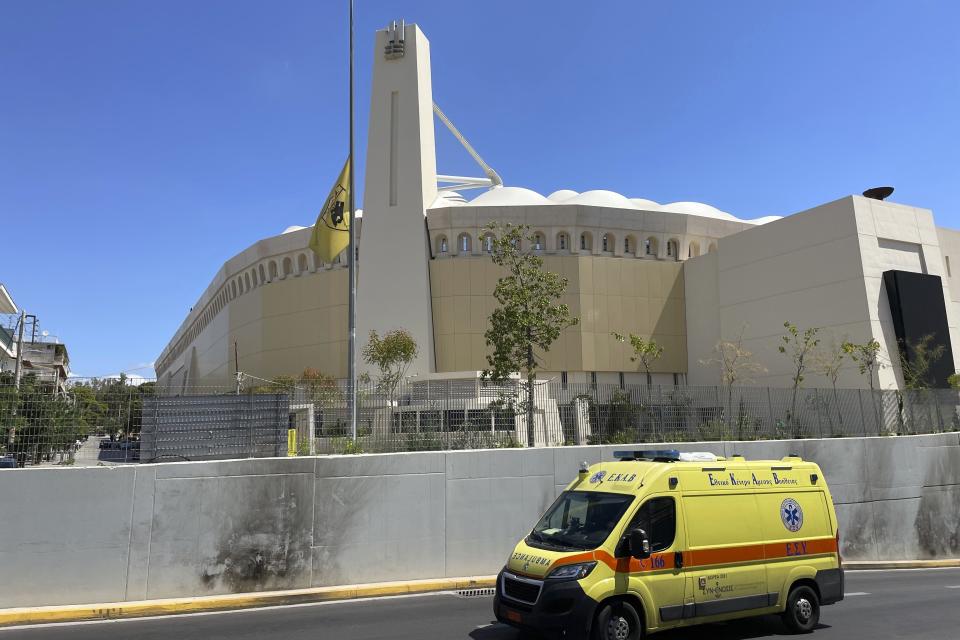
645,237,658,257
532,233,544,251
602,233,614,253
282,257,293,276
269,261,278,280
436,235,448,255
251,269,258,287
688,242,700,258
231,281,237,298
557,232,569,251
458,233,472,254
483,233,495,253
580,232,592,251
708,242,717,254
298,253,309,273
244,272,251,291
259,264,266,283
667,239,679,260
625,235,635,255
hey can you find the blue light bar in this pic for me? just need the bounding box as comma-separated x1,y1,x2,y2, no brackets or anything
614,449,681,462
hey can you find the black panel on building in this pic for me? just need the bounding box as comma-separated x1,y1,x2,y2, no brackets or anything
882,270,955,388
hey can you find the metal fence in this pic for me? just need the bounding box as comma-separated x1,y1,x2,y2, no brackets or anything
1,374,959,468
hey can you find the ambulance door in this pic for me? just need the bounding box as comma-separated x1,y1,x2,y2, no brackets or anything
622,495,688,628
682,493,771,619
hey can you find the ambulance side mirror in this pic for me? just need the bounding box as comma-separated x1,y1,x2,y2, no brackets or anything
628,528,651,559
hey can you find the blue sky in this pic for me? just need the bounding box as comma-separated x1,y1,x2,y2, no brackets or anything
2,0,958,378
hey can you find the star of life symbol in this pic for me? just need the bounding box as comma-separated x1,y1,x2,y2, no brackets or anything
589,470,607,484
781,498,803,532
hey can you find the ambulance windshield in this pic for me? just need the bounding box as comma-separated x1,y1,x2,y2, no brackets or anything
528,491,634,551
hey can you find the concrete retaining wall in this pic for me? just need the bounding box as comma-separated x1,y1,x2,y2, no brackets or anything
1,433,958,608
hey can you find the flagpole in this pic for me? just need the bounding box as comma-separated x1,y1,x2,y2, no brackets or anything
347,0,358,441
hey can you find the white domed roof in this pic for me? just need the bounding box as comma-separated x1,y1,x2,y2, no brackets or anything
430,192,468,208
547,189,579,202
282,225,307,234
747,215,782,225
468,186,553,207
629,198,663,211
662,201,740,222
565,190,637,209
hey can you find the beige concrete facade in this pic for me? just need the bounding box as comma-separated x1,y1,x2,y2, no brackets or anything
430,255,685,376
155,22,960,393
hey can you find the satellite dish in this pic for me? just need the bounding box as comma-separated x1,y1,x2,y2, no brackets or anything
41,330,49,337
862,186,894,201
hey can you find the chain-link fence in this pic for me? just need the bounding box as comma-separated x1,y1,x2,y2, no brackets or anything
2,373,959,468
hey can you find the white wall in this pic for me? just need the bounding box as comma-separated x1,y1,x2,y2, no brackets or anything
2,434,959,609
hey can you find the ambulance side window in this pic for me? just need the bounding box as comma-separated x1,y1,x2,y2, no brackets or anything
627,497,676,552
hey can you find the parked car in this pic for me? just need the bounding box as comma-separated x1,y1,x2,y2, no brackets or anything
0,456,17,469
99,438,115,450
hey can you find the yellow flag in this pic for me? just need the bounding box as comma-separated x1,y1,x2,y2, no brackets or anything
309,159,351,263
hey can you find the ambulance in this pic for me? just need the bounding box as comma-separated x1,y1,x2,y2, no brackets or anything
494,450,843,639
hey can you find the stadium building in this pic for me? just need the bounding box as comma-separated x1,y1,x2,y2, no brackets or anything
156,22,960,396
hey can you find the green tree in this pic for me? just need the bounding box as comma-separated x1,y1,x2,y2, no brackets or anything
611,332,663,385
481,222,579,447
841,339,882,392
699,327,766,437
898,334,945,390
814,337,848,433
362,328,418,406
779,321,821,432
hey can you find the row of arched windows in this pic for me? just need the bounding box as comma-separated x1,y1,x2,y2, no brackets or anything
158,248,349,374
433,231,718,260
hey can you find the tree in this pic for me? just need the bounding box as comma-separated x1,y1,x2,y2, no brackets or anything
362,328,418,406
481,222,579,447
299,368,343,408
611,332,663,385
841,339,882,392
898,334,945,390
813,337,848,432
699,327,767,436
779,321,821,432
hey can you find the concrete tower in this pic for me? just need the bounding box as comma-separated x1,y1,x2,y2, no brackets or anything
357,22,437,375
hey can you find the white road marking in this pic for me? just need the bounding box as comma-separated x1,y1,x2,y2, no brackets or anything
845,592,870,596
946,585,960,589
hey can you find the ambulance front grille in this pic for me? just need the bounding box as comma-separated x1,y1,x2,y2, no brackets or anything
501,572,542,605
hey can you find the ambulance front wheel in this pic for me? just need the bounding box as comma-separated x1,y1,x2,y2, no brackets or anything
592,600,643,640
782,585,820,634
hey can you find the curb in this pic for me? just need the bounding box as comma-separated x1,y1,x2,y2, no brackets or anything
0,576,498,628
844,560,960,570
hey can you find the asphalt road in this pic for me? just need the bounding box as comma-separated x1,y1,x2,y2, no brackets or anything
3,569,959,640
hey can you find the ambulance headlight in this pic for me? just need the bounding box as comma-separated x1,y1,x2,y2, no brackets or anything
547,562,597,581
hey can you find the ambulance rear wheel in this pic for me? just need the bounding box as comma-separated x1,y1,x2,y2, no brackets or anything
782,585,820,633
592,600,643,640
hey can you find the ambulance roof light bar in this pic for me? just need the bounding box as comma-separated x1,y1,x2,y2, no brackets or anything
615,449,681,462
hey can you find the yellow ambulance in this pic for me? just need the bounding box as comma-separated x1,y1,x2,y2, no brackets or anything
494,449,843,639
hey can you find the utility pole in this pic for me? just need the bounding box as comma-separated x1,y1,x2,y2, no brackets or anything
347,0,358,441
13,310,25,390
9,310,26,455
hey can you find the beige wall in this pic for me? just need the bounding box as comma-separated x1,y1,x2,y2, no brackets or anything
430,255,686,375
161,269,349,390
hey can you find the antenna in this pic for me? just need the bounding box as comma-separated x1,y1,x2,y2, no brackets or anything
234,341,241,395
862,186,894,201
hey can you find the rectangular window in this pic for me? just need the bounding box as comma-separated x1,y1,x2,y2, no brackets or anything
561,371,568,389
623,497,677,553
590,371,597,389
947,256,952,278
619,372,625,389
